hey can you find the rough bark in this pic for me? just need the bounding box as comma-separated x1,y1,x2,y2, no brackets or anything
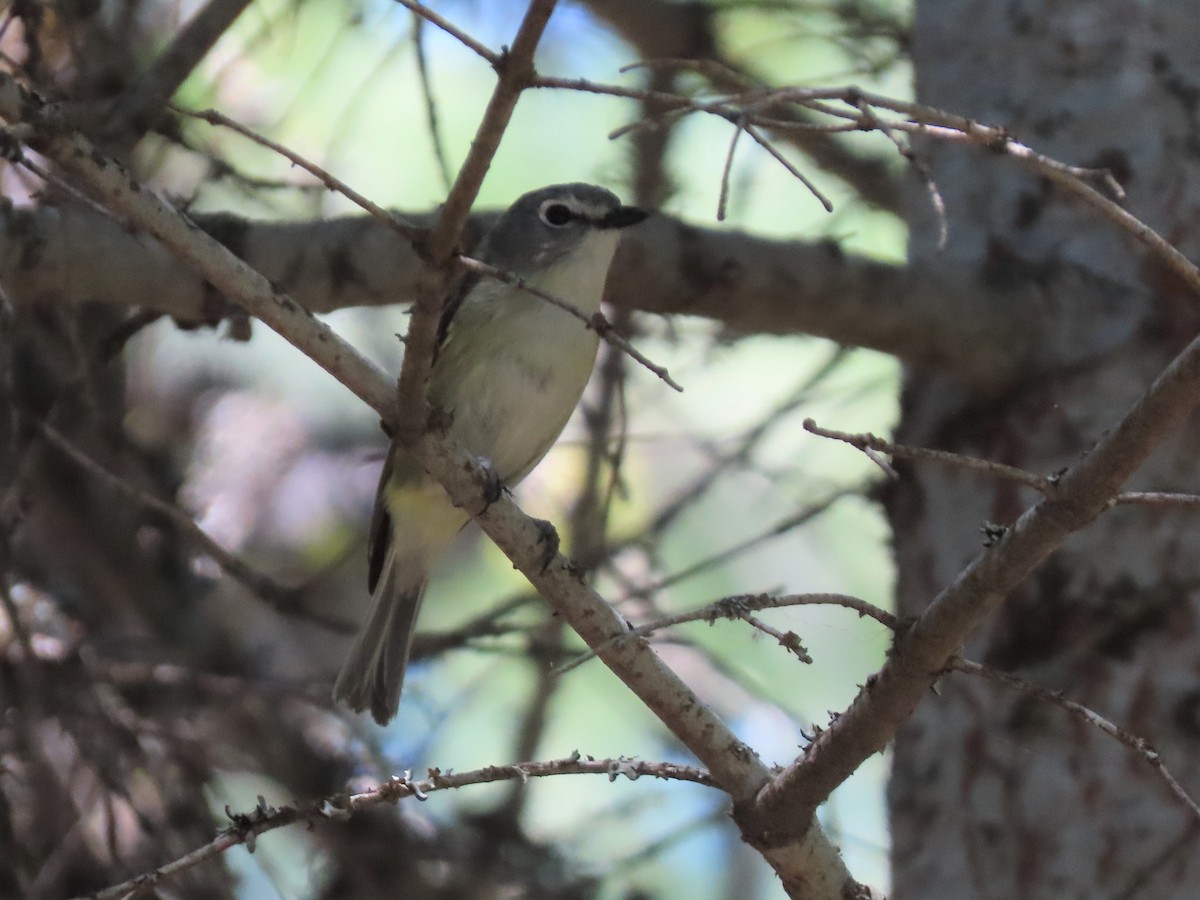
890,3,1200,897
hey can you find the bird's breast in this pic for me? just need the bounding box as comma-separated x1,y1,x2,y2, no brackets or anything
435,304,600,484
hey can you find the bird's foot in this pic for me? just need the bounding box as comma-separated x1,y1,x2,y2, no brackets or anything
476,456,508,509
530,518,560,573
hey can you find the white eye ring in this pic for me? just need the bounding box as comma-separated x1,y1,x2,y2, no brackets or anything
539,201,575,227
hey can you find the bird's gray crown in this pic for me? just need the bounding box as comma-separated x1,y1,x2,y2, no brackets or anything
481,183,646,274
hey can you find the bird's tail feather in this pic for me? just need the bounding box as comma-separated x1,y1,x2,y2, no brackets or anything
333,546,426,725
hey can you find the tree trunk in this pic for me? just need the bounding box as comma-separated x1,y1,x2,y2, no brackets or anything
891,2,1200,897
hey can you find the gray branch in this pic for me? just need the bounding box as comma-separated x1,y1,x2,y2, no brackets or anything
0,203,1101,388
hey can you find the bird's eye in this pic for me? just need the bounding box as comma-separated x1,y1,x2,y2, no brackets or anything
541,203,574,227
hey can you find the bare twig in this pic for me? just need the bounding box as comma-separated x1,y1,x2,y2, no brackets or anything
559,591,897,674
738,612,813,663
744,123,833,212
717,117,745,221
411,593,534,660
624,485,862,600
75,752,715,900
611,50,904,215
951,658,1200,822
411,13,454,191
1113,491,1200,508
600,352,855,568
170,103,422,242
391,0,500,65
457,257,683,391
807,418,1200,510
850,96,946,249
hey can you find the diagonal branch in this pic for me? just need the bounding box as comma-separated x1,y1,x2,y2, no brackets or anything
0,76,397,419
741,272,1200,845
950,658,1200,821
394,0,558,441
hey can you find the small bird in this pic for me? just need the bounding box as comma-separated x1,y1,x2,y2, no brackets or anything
334,183,647,724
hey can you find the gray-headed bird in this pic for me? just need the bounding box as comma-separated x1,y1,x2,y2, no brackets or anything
334,183,647,724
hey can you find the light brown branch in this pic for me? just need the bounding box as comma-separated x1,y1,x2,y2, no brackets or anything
74,752,716,900
804,418,1049,490
392,0,500,65
806,419,1200,510
395,0,558,443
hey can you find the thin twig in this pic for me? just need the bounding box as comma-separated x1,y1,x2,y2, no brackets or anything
804,418,1049,490
624,485,861,600
457,256,683,392
1113,491,1200,508
170,103,422,242
716,117,745,221
559,591,896,674
806,418,1200,509
411,13,454,191
411,593,534,660
744,123,833,212
599,351,855,568
391,0,500,65
851,97,946,249
739,612,812,663
951,658,1200,822
75,752,715,900
395,0,559,442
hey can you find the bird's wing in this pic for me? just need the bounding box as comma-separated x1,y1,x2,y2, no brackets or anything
366,447,395,594
434,269,483,362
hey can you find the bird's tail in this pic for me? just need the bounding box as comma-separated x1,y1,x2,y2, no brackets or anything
333,545,426,725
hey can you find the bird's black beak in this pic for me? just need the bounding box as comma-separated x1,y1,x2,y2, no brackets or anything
597,205,649,229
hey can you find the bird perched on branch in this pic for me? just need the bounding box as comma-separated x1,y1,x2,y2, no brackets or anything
334,183,647,724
